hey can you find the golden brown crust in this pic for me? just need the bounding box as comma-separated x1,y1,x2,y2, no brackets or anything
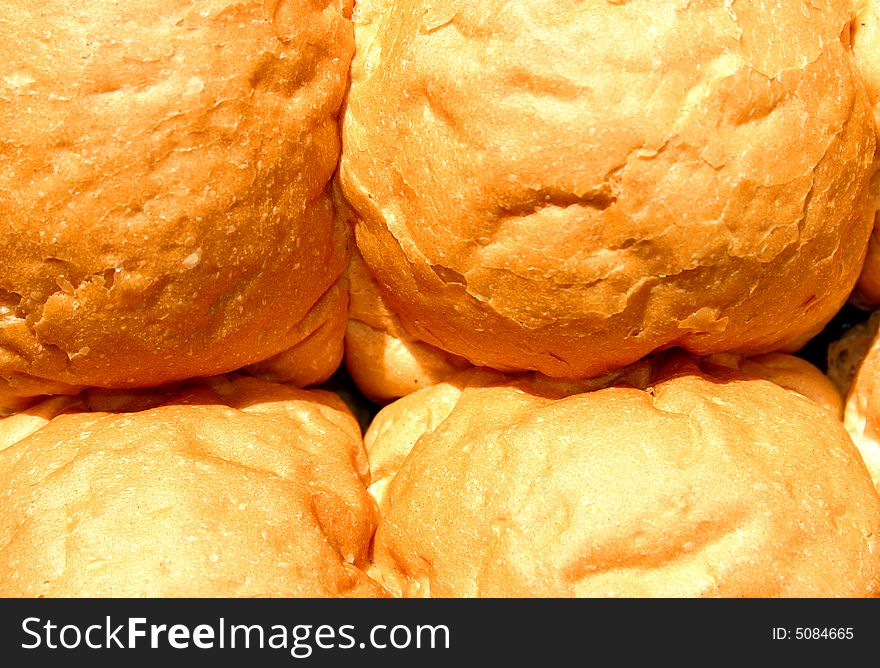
0,1,355,405
341,0,875,379
245,271,350,388
368,357,880,597
0,375,387,597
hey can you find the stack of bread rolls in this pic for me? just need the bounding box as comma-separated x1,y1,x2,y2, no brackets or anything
3,0,880,597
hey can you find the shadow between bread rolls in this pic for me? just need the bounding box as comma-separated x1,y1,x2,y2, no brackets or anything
367,354,880,597
830,311,880,492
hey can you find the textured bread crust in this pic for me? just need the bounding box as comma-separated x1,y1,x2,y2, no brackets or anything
853,1,880,303
341,0,875,379
840,315,880,493
346,237,843,408
346,250,469,403
368,357,880,597
0,0,354,411
0,376,386,597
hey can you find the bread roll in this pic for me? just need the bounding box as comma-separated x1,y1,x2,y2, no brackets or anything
0,0,354,413
341,0,875,381
0,375,386,597
368,356,880,597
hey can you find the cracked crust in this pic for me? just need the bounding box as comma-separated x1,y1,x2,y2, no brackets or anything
367,355,880,597
0,375,387,597
340,0,876,381
0,1,355,410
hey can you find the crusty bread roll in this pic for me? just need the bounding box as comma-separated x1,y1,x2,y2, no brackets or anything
0,0,354,414
368,356,880,597
341,0,875,382
836,314,880,492
0,375,386,597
